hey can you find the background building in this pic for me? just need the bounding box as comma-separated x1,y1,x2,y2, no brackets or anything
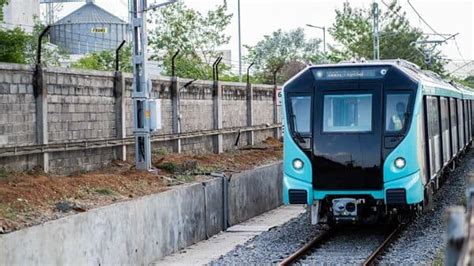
49,0,128,55
1,0,40,33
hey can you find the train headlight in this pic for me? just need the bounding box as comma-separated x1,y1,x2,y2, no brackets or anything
394,157,406,169
293,159,304,170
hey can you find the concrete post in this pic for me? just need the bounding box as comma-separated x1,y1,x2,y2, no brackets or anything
213,81,223,154
273,85,281,139
445,206,467,266
246,83,254,146
171,77,181,153
34,65,49,172
114,71,126,161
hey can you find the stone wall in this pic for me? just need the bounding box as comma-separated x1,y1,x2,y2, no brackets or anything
46,68,117,142
0,64,36,148
0,63,282,174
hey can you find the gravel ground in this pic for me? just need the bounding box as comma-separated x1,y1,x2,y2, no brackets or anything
380,151,472,264
210,212,327,265
211,150,472,265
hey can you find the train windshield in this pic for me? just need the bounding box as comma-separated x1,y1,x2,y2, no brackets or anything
385,93,410,132
290,95,311,135
323,93,373,133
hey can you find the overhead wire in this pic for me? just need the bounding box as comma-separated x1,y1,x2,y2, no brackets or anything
407,0,443,38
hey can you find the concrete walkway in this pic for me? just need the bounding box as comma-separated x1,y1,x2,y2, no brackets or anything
152,205,306,266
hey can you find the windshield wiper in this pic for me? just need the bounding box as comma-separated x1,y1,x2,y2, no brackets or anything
291,114,306,143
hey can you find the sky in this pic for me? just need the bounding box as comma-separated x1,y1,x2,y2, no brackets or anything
52,0,473,76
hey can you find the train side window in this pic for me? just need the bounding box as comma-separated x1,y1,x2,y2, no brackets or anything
289,95,311,135
385,94,410,132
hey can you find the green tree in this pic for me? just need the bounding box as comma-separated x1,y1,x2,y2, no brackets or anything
27,21,69,66
458,75,474,88
244,28,323,84
72,44,132,72
0,0,8,22
0,20,68,66
465,76,474,87
0,27,31,63
329,1,446,74
148,0,232,79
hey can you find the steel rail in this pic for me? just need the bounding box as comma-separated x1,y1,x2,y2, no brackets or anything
279,228,337,266
362,224,406,266
279,223,406,266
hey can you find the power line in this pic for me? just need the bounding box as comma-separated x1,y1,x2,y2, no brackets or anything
453,38,468,62
407,0,443,38
448,61,474,75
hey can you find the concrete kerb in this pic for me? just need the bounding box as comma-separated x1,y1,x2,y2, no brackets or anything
0,161,283,265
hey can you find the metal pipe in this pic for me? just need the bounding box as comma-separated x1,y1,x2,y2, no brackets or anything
212,56,222,82
36,25,51,65
246,62,254,85
273,65,282,87
115,40,126,72
216,57,223,82
171,49,180,77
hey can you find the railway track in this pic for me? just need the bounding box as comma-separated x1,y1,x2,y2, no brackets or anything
279,223,406,266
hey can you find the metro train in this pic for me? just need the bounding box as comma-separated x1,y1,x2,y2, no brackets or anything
282,59,474,224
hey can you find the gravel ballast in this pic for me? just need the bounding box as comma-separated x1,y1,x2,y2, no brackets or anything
380,152,472,264
212,151,472,265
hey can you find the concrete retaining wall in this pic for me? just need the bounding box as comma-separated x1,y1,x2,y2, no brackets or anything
0,162,283,265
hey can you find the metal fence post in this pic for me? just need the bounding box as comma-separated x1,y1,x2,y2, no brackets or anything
34,26,51,173
34,64,49,172
171,76,181,153
273,65,282,139
113,41,127,161
213,57,223,154
114,70,126,161
246,63,254,146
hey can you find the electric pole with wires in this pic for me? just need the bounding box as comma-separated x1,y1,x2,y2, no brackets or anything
130,0,175,170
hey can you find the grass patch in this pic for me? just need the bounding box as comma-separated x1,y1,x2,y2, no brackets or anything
152,148,168,156
175,175,195,183
94,188,116,196
158,162,178,173
432,248,444,266
0,166,13,181
137,180,148,190
0,203,17,220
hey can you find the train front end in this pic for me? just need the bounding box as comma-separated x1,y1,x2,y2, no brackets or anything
282,63,425,224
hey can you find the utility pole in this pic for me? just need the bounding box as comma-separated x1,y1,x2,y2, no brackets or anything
306,24,326,56
372,0,380,60
130,0,175,170
238,0,242,82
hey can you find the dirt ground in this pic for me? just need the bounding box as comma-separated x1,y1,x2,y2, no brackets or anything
0,138,282,233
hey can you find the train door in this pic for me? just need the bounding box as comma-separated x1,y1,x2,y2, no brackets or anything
440,97,450,167
450,98,458,155
471,100,474,139
457,99,465,149
312,81,383,190
425,96,442,179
